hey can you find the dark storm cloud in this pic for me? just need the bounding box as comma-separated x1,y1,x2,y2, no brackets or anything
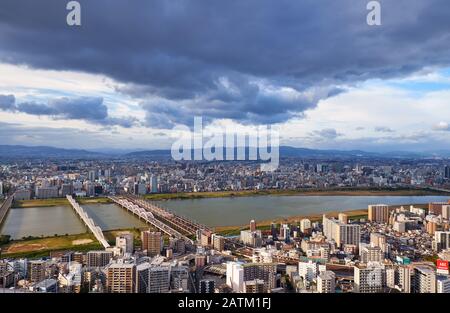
0,94,137,128
1,0,450,126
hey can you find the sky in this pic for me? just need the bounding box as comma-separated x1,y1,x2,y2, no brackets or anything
0,0,449,152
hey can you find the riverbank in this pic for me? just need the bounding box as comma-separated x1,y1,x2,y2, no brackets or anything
0,227,147,259
144,187,450,201
12,197,112,208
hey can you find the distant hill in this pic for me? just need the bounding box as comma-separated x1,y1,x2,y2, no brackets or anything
0,145,105,159
0,145,448,160
123,146,439,159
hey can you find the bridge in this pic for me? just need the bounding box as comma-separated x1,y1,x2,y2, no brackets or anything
0,193,14,226
108,196,195,244
66,195,110,249
121,194,211,235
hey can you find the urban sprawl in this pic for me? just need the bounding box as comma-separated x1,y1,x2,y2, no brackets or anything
0,157,450,293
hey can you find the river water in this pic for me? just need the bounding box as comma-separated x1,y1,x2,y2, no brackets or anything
162,195,450,227
0,203,147,239
1,195,448,238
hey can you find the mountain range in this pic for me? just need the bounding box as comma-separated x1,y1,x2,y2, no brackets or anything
0,145,449,160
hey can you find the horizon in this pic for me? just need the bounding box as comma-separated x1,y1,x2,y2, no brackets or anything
1,143,450,156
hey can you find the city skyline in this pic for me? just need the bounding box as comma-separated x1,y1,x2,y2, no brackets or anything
0,0,450,151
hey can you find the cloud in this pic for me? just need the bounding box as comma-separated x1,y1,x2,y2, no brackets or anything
1,0,450,126
0,94,138,128
310,128,342,140
0,94,15,110
433,121,450,131
374,126,395,133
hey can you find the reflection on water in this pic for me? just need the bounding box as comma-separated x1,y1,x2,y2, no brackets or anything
0,203,148,239
162,195,450,227
0,206,86,240
82,204,147,231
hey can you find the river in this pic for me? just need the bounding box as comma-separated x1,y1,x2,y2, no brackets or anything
162,195,450,227
0,195,448,238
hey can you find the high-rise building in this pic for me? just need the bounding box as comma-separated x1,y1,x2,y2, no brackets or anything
27,260,47,283
429,202,447,216
270,222,278,239
433,231,450,252
442,205,450,220
338,213,348,224
170,266,189,292
354,262,385,293
240,230,262,247
412,265,436,293
444,165,450,179
199,279,215,293
141,231,162,257
437,275,450,293
150,175,158,193
298,261,324,286
35,186,59,199
148,266,170,293
244,279,265,293
115,233,134,254
396,265,411,293
226,262,277,293
299,219,311,233
0,181,3,196
88,170,96,182
323,215,361,248
250,219,256,232
427,221,437,235
86,251,113,268
360,245,384,264
106,262,136,293
170,238,186,255
368,204,389,223
135,262,151,293
212,234,225,252
60,183,73,197
317,270,336,293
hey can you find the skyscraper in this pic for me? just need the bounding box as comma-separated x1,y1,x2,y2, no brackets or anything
354,262,385,293
199,279,215,293
87,251,113,268
141,231,162,257
27,260,47,283
135,262,151,293
115,233,134,254
317,270,336,293
250,219,256,232
433,231,450,252
412,265,436,293
323,215,361,248
368,204,389,223
106,262,136,293
444,165,450,179
148,266,170,293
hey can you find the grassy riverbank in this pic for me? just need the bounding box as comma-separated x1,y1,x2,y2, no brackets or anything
0,227,147,259
12,197,112,208
0,232,101,259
